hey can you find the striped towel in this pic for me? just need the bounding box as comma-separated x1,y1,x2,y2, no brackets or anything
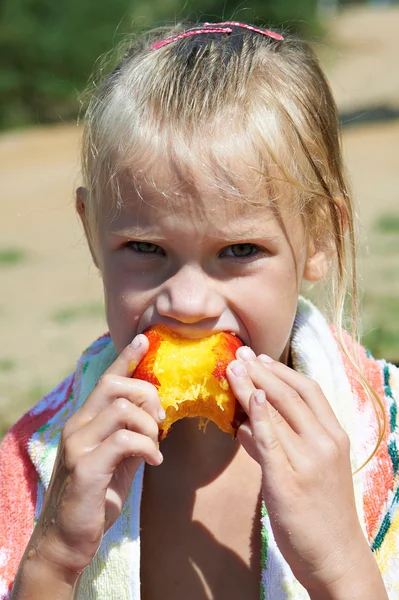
1,297,398,599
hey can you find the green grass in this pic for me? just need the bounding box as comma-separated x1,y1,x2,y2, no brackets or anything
0,247,26,267
361,294,399,362
364,294,399,314
0,358,16,373
375,213,399,234
0,382,50,439
362,327,399,362
51,301,105,324
368,234,399,256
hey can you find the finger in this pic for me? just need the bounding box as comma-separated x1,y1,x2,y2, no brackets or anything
258,356,342,432
78,430,163,483
106,333,149,378
235,420,259,462
65,375,163,437
236,345,257,361
243,358,324,437
226,360,256,414
62,432,163,533
87,375,162,422
228,360,299,457
68,398,160,454
249,390,290,473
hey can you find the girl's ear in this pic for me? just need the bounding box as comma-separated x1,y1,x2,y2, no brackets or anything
75,187,99,268
303,240,331,282
303,197,348,282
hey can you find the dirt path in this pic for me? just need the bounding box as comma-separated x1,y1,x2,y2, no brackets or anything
1,126,106,432
323,5,399,114
1,5,398,435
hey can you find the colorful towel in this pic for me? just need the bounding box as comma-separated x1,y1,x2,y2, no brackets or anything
1,298,398,599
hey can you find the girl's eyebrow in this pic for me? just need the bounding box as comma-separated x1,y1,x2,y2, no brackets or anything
207,230,281,243
108,226,164,241
108,224,281,244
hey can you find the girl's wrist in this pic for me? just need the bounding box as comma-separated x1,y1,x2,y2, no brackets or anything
11,547,82,600
305,540,388,600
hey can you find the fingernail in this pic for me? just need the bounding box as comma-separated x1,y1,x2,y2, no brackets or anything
230,360,247,377
253,390,266,405
158,407,166,421
130,334,143,349
237,346,256,361
157,451,164,464
259,354,273,364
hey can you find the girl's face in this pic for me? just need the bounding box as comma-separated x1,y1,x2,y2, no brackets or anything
79,166,328,362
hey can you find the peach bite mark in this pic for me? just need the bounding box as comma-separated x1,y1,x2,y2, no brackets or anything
133,325,244,440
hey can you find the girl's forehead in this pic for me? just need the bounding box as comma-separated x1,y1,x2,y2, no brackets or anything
96,104,301,224
113,152,287,213
101,162,303,243
111,164,271,223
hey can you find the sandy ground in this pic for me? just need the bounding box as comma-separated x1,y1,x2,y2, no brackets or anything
322,5,399,113
1,5,398,435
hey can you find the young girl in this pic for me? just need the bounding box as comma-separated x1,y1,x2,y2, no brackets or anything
1,21,398,600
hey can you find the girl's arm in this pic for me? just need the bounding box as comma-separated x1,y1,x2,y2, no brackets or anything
10,334,164,599
11,553,81,600
227,352,389,600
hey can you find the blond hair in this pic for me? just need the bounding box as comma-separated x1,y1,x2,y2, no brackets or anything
80,23,386,460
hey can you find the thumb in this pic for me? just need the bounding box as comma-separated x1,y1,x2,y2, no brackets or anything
103,333,150,378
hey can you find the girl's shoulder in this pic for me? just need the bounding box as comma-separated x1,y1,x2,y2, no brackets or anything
0,372,75,454
0,334,114,597
337,335,399,581
336,331,399,490
362,356,399,586
334,329,399,411
0,332,114,458
0,373,76,598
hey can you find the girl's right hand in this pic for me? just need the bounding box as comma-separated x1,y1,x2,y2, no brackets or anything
28,333,164,577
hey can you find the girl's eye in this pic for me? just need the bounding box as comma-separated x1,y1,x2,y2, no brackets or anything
221,244,260,259
127,241,164,254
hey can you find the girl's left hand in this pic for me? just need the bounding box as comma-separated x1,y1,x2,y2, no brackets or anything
226,349,379,597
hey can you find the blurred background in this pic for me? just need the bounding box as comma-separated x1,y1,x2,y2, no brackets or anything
1,0,398,436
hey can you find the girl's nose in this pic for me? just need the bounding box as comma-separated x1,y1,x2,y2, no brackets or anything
155,265,226,324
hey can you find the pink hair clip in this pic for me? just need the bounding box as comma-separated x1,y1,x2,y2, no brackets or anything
151,27,233,50
204,21,284,41
150,21,283,51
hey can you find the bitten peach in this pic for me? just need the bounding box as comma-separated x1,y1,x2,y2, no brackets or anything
134,325,244,440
